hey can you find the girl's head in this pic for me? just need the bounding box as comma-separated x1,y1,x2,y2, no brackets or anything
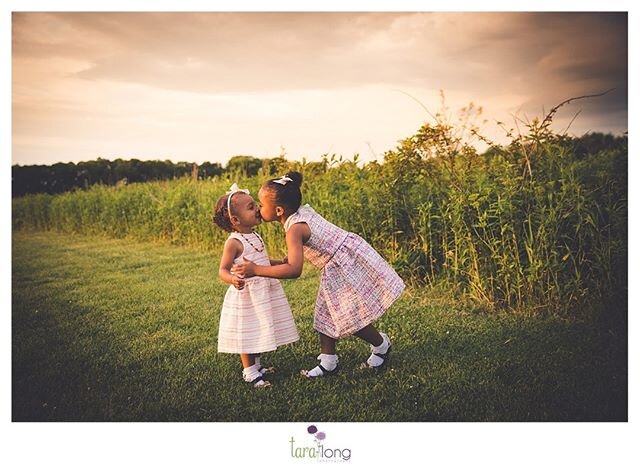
258,171,303,222
213,187,261,232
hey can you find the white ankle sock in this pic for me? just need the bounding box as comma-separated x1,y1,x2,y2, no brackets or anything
243,364,261,381
372,334,390,354
367,333,391,367
306,353,338,377
243,364,268,387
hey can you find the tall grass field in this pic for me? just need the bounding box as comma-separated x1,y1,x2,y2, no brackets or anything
12,115,627,420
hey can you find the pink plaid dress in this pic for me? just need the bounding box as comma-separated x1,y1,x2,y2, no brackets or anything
217,232,299,354
284,205,405,339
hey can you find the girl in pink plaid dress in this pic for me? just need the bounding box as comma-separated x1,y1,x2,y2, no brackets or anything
213,183,299,388
235,172,404,378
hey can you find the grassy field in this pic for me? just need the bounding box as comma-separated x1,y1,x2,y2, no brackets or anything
12,231,626,421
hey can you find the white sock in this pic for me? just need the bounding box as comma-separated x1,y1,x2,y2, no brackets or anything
372,334,390,354
367,333,391,368
243,364,269,387
305,353,338,377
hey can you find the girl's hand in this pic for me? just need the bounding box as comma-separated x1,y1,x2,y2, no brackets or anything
231,274,245,290
234,257,257,278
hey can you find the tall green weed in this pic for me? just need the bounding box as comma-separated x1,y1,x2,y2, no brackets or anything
12,115,626,315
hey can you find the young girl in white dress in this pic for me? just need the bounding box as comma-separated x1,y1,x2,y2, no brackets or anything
234,173,404,378
213,183,299,388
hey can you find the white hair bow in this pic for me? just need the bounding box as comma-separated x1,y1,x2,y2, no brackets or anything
226,183,249,215
273,175,293,185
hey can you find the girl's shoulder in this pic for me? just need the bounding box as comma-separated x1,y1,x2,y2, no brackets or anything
223,234,244,254
284,204,315,231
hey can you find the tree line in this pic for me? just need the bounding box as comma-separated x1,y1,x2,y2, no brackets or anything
11,132,624,197
11,155,304,197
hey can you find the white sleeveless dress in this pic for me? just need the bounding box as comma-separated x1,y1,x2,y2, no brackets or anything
217,232,299,354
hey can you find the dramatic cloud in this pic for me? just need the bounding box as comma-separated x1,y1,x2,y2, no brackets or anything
12,12,627,165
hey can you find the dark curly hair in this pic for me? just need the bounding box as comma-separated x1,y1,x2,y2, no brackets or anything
212,193,234,232
262,171,303,212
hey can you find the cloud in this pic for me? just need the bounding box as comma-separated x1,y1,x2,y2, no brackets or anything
13,13,627,96
12,12,628,165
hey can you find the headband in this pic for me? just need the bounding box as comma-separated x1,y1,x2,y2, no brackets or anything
225,183,249,216
273,175,293,185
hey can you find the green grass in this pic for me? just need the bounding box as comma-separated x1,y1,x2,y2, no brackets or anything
12,231,626,421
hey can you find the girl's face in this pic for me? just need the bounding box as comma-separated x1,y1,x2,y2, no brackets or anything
257,186,283,222
229,193,261,229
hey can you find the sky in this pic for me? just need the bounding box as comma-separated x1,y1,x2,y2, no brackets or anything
12,12,629,166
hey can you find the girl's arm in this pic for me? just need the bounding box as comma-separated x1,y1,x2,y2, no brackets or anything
218,238,245,289
236,224,308,279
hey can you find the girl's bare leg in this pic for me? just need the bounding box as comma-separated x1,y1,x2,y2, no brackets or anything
353,324,383,346
320,333,337,354
240,353,257,368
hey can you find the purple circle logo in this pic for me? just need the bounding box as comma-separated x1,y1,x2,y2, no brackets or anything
306,424,327,442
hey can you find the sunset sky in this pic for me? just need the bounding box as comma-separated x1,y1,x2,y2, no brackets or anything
12,11,628,166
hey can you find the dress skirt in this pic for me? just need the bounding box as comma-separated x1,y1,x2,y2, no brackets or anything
313,233,405,339
218,277,299,354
